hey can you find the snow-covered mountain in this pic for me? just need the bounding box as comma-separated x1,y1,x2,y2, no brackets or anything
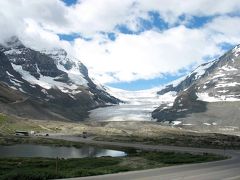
152,45,240,130
0,36,120,121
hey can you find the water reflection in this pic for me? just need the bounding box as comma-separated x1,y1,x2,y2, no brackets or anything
0,144,126,159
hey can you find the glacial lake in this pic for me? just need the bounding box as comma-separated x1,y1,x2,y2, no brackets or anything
0,144,126,159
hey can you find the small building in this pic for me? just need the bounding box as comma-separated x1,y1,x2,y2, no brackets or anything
15,131,29,136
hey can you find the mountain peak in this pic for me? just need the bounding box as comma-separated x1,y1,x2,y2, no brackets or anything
153,43,240,125
0,40,120,121
4,36,24,48
232,44,240,57
41,48,67,57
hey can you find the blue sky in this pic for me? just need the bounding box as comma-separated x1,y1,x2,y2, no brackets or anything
1,1,240,91
3,0,237,91
62,0,78,6
58,0,239,90
106,74,183,91
57,0,240,91
59,2,185,90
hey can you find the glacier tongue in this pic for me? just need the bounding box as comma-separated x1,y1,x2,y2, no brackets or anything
89,87,176,121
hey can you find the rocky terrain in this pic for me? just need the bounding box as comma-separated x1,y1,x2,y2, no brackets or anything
152,44,240,131
0,37,120,121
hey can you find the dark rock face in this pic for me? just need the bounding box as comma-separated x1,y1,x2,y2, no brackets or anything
0,37,120,121
152,86,207,121
157,61,216,96
41,48,120,105
4,46,68,80
153,45,240,122
0,52,15,80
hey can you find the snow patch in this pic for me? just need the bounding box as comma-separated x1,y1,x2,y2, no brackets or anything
172,121,182,125
41,48,88,86
220,65,238,71
216,82,240,88
177,109,188,112
182,123,193,126
212,74,225,79
197,92,240,102
41,89,48,94
191,61,215,79
217,90,228,93
203,85,207,89
6,71,14,77
9,79,21,87
4,49,22,55
232,45,240,57
170,76,187,87
11,63,81,94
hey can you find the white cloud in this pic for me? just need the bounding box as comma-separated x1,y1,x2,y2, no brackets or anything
0,0,68,43
2,0,239,38
138,0,240,24
66,0,141,34
64,0,240,33
73,26,222,83
204,16,240,44
0,0,240,86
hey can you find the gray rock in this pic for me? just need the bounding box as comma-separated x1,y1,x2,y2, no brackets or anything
153,44,240,125
0,37,120,121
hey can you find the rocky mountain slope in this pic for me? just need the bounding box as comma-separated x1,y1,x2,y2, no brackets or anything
152,45,240,130
0,37,120,121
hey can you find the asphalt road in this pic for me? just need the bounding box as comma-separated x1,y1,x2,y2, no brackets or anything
50,136,240,180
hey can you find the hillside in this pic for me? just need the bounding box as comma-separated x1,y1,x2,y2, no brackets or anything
0,37,120,121
152,45,240,131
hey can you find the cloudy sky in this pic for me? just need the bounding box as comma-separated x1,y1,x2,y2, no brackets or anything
1,0,240,90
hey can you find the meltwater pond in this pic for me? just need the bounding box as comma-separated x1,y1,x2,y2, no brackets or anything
0,144,126,159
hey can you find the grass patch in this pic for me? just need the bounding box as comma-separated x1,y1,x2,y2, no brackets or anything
138,151,223,164
0,114,7,122
0,115,46,135
94,133,240,149
0,136,85,148
0,151,225,180
0,120,43,135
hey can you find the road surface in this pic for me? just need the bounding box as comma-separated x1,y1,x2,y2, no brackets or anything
50,135,240,180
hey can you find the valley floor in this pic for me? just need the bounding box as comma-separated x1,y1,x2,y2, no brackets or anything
1,114,240,179
0,142,224,180
1,115,240,149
